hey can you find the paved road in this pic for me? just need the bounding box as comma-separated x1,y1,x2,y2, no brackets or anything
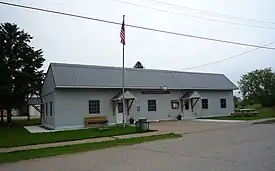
1,122,275,171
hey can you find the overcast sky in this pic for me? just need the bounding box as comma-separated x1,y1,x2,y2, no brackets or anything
1,0,275,93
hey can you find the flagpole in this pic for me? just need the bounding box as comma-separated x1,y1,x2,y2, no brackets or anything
122,15,126,127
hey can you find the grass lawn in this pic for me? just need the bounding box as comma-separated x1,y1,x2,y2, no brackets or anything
0,133,181,164
0,119,143,148
200,108,275,120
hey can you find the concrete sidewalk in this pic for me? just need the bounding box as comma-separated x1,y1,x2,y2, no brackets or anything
195,117,275,124
0,131,167,153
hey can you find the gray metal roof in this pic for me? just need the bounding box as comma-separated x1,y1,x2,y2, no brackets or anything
50,63,237,90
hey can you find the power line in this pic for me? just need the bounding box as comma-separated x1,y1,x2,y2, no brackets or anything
109,0,275,30
182,41,275,70
1,1,275,50
150,0,275,25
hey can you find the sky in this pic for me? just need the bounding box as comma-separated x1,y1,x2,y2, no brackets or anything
1,0,275,95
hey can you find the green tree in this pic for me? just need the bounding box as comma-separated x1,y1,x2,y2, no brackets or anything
233,96,239,108
0,22,45,126
238,68,275,107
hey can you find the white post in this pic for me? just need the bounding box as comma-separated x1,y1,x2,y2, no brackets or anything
122,15,126,127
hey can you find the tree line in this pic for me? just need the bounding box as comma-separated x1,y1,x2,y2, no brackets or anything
238,68,275,107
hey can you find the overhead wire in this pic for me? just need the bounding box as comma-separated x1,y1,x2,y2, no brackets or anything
109,0,275,30
0,1,275,50
150,0,275,25
182,41,275,70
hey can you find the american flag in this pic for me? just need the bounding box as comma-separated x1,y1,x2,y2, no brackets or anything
120,20,125,45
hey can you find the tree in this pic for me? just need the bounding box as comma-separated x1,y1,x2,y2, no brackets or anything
238,68,275,107
0,23,45,126
233,96,239,108
134,61,144,69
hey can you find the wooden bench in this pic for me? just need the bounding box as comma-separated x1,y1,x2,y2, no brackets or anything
84,116,108,127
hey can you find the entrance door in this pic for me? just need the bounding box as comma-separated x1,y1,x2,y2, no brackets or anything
183,100,193,119
116,102,124,124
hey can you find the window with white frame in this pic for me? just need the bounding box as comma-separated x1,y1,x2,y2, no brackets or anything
184,100,189,110
41,104,44,116
148,100,156,111
220,99,227,108
201,99,208,109
89,100,100,114
117,102,123,113
50,102,53,116
45,103,48,116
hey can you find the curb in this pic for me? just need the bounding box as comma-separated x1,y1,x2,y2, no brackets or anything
250,118,275,124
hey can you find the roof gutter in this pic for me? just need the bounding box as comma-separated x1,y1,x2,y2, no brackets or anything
55,85,237,91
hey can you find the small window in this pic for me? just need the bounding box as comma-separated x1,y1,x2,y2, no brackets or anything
171,101,179,109
45,103,48,116
49,102,53,116
202,99,208,109
89,100,100,114
184,101,189,110
148,100,156,111
41,104,44,116
137,106,140,111
117,102,124,113
220,99,227,108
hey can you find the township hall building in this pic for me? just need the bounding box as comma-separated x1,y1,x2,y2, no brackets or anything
41,63,237,130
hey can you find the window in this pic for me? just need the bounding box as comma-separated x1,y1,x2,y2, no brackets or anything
89,100,100,114
171,101,179,109
201,99,208,109
184,101,189,110
220,99,227,108
148,100,156,111
41,104,44,116
45,103,48,116
136,106,140,111
117,102,123,113
49,102,53,116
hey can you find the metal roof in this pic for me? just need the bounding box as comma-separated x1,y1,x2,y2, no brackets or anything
50,63,237,90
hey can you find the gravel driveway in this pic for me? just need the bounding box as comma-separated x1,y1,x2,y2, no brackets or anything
1,122,274,171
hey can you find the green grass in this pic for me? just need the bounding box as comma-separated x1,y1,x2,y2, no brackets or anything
10,118,41,126
0,120,141,148
0,133,181,164
201,108,275,120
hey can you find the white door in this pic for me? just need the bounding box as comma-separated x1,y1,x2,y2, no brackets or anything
116,102,124,124
183,100,193,119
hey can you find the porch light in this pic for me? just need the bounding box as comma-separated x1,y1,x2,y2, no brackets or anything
162,85,168,91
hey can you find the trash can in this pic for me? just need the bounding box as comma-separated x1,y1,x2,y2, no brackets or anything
138,118,149,132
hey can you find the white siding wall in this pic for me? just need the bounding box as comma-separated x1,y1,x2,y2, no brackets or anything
53,89,234,129
198,91,234,117
54,89,118,129
41,66,56,129
42,92,55,129
128,90,183,121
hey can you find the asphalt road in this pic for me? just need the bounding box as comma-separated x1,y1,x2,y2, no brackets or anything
1,122,275,171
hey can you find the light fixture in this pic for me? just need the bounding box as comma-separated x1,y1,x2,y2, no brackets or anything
162,85,168,91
